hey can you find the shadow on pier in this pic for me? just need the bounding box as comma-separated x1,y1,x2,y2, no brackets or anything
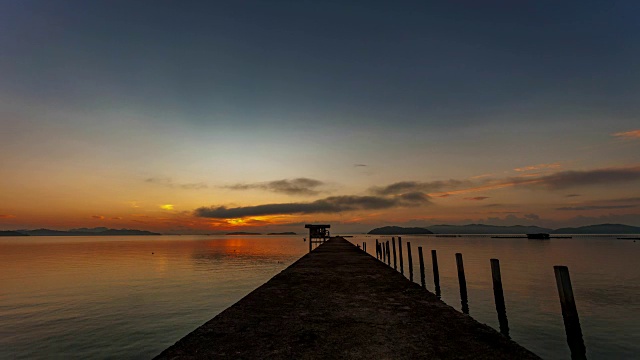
155,237,540,359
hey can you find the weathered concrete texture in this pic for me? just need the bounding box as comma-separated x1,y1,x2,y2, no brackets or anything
155,237,540,359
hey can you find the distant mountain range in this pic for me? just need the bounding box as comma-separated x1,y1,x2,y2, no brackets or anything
0,230,28,236
368,223,640,235
1,228,161,236
552,224,640,234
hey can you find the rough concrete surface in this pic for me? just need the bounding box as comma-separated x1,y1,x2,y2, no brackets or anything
155,237,541,359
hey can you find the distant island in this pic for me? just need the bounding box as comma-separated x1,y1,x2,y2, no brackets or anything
0,230,28,236
267,232,297,235
368,223,640,235
226,232,262,235
552,224,640,234
368,226,434,235
1,227,161,236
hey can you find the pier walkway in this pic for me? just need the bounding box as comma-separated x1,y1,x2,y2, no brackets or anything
155,237,540,359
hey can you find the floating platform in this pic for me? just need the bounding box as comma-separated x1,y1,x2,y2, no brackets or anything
155,237,540,359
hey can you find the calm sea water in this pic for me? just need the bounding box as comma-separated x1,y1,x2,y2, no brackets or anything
1,235,638,359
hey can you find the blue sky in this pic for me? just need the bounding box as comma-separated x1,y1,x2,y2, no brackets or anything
1,1,639,232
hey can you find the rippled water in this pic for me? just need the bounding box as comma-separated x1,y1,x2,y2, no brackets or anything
0,235,307,359
1,235,638,359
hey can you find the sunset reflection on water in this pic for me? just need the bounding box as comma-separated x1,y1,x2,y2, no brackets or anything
1,234,638,359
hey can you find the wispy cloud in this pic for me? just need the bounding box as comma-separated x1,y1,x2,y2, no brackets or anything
146,177,208,190
464,196,489,201
556,205,637,211
514,163,561,172
565,194,581,197
376,165,640,200
0,214,16,219
370,179,470,196
224,178,325,196
91,215,105,219
194,193,430,219
612,129,640,139
525,166,640,189
354,164,368,167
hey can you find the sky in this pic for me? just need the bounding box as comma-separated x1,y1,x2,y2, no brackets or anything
1,1,640,233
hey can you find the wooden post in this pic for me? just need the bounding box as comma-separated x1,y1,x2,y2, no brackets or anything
490,259,510,337
375,239,379,259
554,266,587,360
398,237,404,275
386,241,391,266
418,246,426,288
407,242,414,282
431,250,441,298
382,241,386,261
456,253,469,314
392,237,397,270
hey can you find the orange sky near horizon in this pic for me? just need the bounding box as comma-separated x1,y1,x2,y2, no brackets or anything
2,2,640,233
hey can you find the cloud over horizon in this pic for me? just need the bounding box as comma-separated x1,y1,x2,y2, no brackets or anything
556,205,637,211
194,193,430,219
224,178,325,196
525,166,640,189
612,129,640,139
146,177,208,190
514,163,561,172
370,179,470,196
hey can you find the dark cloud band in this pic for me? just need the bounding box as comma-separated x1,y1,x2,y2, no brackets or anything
194,194,430,219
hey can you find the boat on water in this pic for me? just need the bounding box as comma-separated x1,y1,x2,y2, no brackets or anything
527,233,550,240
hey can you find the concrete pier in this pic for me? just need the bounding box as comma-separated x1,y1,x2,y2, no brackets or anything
155,237,540,359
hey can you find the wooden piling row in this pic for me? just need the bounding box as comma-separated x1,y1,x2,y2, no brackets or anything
363,237,585,357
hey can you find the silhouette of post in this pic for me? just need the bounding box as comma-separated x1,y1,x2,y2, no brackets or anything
407,242,414,282
386,241,391,266
418,246,426,288
398,237,404,275
382,241,385,261
554,266,587,360
490,259,509,337
392,237,397,270
431,250,441,298
456,253,469,314
375,239,379,259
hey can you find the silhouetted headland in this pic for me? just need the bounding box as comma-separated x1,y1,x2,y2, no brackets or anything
155,237,539,359
368,223,640,235
0,230,28,236
267,232,297,235
368,226,434,235
9,228,161,236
